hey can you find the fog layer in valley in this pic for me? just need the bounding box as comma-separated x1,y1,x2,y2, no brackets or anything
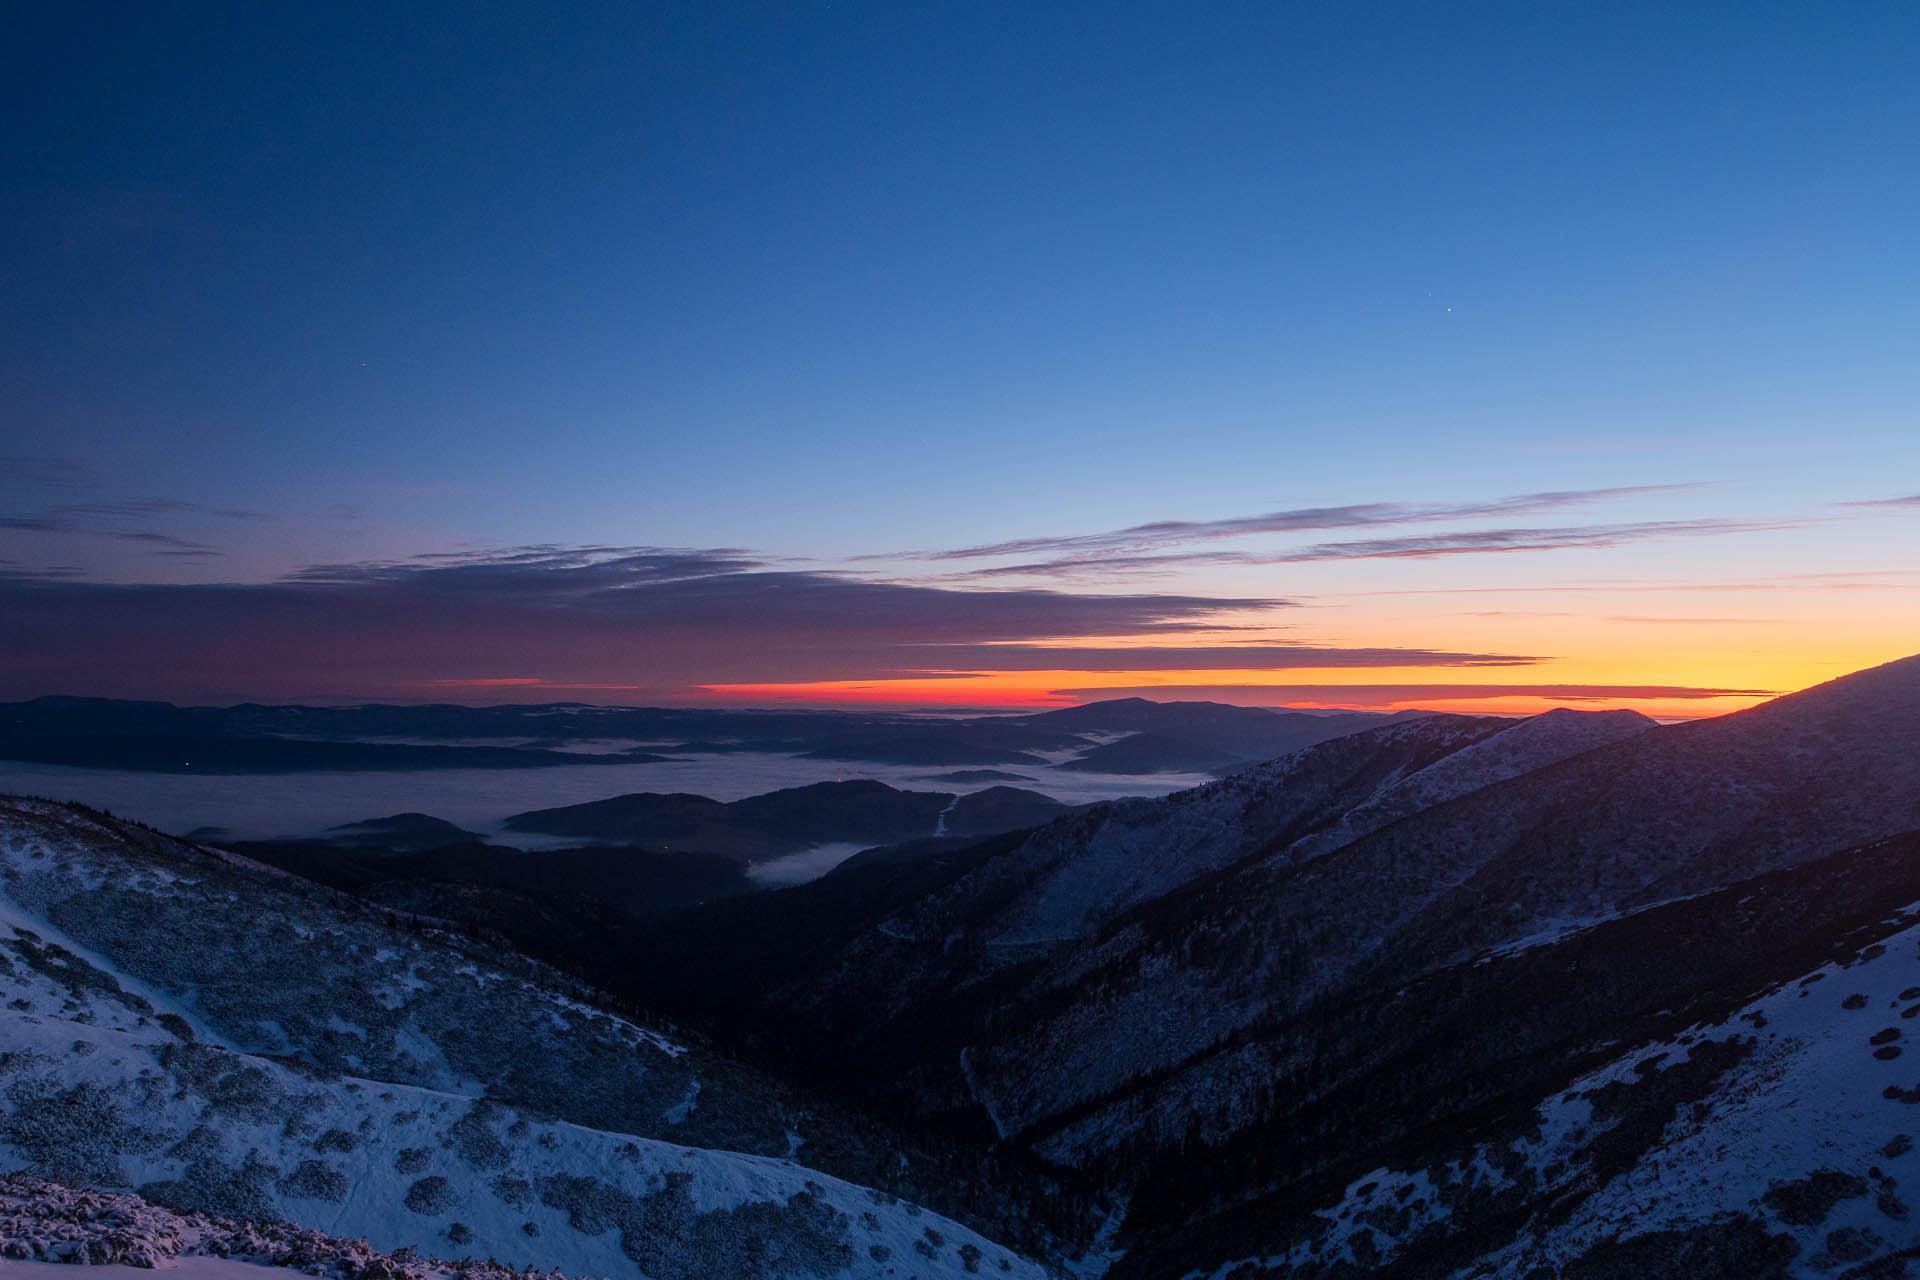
0,749,1207,846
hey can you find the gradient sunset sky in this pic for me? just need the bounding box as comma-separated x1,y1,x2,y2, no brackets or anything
3,1,1916,717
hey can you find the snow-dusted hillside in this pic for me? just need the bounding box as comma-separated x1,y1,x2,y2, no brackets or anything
940,659,1920,1163
798,709,1633,1006
754,708,1661,1141
1196,856,1920,1279
1271,706,1654,867
0,797,1043,1279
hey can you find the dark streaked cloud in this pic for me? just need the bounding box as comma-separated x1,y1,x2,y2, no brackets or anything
0,456,101,490
0,560,85,581
114,531,218,552
1048,682,1779,707
973,518,1785,578
0,494,270,564
1335,569,1920,597
60,498,196,518
1267,519,1788,562
1844,494,1920,508
0,547,1353,701
919,485,1702,562
799,643,1542,674
51,497,267,521
292,545,770,595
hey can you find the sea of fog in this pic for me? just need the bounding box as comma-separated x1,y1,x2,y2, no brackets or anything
0,749,1212,848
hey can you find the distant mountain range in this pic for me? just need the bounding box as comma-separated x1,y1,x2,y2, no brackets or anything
501,779,1074,857
0,693,1398,774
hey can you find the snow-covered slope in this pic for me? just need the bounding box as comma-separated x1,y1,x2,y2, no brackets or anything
1194,857,1920,1279
820,708,1638,980
1272,706,1654,867
951,659,1920,1161
750,709,1660,1144
0,796,1042,1279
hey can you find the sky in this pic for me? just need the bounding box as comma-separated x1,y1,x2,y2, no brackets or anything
2,1,1917,717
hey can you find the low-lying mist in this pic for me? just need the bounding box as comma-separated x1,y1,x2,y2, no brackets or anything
745,842,874,888
0,750,1210,849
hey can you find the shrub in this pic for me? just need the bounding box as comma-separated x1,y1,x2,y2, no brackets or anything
314,1128,360,1154
279,1160,348,1203
403,1176,457,1215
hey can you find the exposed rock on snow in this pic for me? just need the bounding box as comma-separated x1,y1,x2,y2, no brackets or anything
0,1172,575,1279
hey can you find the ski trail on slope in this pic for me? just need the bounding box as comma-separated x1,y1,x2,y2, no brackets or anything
933,795,960,838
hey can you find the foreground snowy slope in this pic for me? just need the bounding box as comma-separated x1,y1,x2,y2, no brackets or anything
0,797,1044,1279
2,1172,570,1276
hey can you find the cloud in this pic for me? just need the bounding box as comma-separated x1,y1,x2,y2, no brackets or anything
1335,569,1920,597
972,519,1786,578
1844,494,1920,508
915,485,1703,562
59,498,197,518
836,644,1542,673
49,497,265,521
0,494,267,558
292,545,771,595
0,547,1347,702
0,456,100,490
1047,682,1779,707
1267,519,1786,562
113,531,217,552
0,561,84,581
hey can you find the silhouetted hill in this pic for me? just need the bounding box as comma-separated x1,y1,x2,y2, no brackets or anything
918,769,1036,784
0,732,672,772
503,780,953,858
324,812,478,850
946,786,1074,836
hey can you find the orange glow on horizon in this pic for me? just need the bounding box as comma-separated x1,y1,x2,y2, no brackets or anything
419,602,1920,720
696,666,1793,719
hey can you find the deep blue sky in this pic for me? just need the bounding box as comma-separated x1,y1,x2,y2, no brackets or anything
3,2,1916,707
